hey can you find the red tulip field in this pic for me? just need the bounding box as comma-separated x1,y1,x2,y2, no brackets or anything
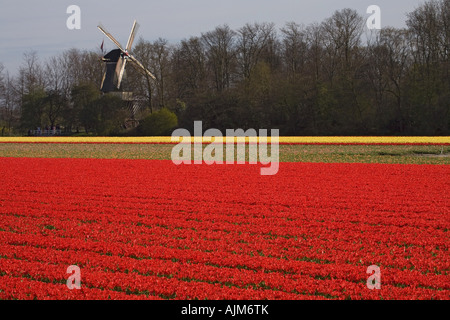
0,145,448,300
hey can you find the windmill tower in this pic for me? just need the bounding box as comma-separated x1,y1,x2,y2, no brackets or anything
97,20,156,127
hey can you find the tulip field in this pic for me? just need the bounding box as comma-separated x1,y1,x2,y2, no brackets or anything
0,137,449,300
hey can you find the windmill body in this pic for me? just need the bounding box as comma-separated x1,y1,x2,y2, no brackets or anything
100,49,124,93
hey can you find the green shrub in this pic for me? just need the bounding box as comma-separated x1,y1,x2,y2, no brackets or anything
137,108,178,136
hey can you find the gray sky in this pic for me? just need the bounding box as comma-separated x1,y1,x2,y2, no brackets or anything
0,0,426,75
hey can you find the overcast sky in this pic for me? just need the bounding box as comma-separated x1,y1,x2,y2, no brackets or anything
0,0,426,75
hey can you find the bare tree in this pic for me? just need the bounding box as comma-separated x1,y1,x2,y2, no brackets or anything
281,22,309,78
2,75,19,135
319,9,367,131
19,51,46,94
78,49,105,88
0,63,4,101
382,28,412,131
304,23,325,83
0,63,6,135
407,0,446,66
201,24,237,92
171,36,207,98
321,9,364,84
8,51,42,113
45,56,67,95
132,38,172,112
365,28,412,132
236,22,276,80
365,32,391,122
149,38,172,108
407,0,450,133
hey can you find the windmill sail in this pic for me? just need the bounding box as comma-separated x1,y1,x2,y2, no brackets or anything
126,21,139,52
97,24,125,52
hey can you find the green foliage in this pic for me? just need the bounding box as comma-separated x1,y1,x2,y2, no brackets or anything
20,88,47,130
44,90,67,128
77,92,128,136
137,108,178,136
69,83,101,130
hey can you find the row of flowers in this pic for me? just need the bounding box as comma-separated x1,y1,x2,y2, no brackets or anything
1,216,448,278
2,246,447,300
0,136,449,144
2,237,449,292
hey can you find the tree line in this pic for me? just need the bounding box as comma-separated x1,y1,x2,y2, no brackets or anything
0,0,449,136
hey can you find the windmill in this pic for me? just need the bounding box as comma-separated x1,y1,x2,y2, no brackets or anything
98,20,155,93
97,20,156,126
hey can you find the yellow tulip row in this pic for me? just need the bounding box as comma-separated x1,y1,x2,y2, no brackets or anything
0,136,448,144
